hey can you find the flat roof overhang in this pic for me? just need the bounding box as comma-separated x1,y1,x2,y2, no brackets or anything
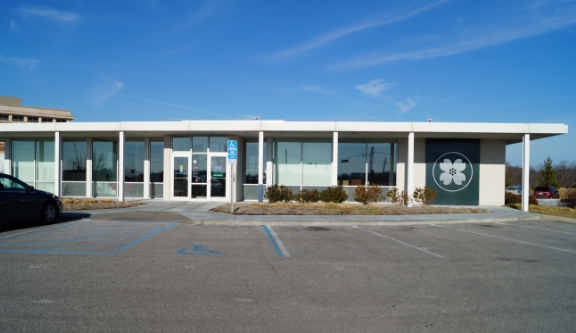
0,121,568,143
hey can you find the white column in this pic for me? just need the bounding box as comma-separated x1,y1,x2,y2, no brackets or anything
118,131,125,202
86,138,93,197
3,138,11,175
54,132,61,196
144,137,151,199
406,132,415,206
522,134,530,212
332,131,338,186
258,131,264,202
266,137,273,186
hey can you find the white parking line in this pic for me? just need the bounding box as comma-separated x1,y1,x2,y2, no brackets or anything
494,222,576,235
431,224,576,254
353,226,444,258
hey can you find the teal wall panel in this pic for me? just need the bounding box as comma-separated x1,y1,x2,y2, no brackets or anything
426,139,480,205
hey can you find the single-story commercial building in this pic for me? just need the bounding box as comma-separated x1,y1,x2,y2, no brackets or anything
0,120,568,211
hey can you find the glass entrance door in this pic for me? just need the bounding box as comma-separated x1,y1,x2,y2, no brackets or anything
172,153,229,201
173,155,190,200
210,156,226,198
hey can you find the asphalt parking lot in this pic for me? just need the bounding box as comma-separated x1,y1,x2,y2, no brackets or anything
1,218,575,332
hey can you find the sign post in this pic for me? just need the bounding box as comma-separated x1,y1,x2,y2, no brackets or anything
227,140,238,214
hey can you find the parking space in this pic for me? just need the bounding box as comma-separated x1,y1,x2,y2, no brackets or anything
1,219,576,332
0,220,177,254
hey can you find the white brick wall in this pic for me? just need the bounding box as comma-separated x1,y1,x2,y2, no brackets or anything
479,139,506,205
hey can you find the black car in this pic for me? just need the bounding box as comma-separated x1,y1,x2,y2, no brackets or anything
0,173,63,224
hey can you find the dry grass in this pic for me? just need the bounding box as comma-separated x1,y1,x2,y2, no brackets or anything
509,203,576,219
211,202,488,215
62,198,143,211
559,188,576,200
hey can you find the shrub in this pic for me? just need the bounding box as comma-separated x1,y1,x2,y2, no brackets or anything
505,192,539,206
353,184,385,205
265,185,293,203
319,186,348,203
413,186,438,206
293,189,320,203
565,189,576,208
386,188,409,205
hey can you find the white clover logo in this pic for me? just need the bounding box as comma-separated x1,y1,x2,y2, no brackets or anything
432,152,473,192
439,159,466,185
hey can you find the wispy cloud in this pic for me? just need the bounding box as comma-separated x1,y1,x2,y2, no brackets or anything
14,6,81,23
354,79,394,97
118,94,232,119
266,0,450,60
0,54,39,70
299,85,335,95
169,0,229,31
93,79,124,106
397,97,417,113
332,1,576,70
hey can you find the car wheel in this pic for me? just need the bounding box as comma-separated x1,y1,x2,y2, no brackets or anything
41,202,58,224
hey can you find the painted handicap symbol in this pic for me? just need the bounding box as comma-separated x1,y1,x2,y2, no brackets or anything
178,245,221,256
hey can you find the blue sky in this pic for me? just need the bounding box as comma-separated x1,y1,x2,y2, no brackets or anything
1,0,575,167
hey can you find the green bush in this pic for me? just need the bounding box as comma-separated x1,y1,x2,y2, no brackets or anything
319,186,348,203
353,184,385,205
265,185,293,203
386,188,409,205
413,186,438,206
505,192,539,206
293,189,320,203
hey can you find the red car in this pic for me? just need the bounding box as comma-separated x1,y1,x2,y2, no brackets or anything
534,186,560,199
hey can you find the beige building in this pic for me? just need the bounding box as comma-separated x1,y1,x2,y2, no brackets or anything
0,96,74,173
0,96,74,123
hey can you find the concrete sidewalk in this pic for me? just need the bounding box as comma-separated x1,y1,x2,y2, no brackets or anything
62,200,576,226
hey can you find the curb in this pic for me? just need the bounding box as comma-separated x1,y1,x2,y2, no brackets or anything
184,215,546,226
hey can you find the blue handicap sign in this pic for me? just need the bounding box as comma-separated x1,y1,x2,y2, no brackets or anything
227,140,237,149
227,149,237,159
178,245,221,256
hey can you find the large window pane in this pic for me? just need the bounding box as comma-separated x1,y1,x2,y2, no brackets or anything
172,137,191,152
302,141,331,186
93,140,117,182
150,139,164,182
63,140,87,181
274,141,301,185
36,139,54,182
192,136,208,153
244,142,267,184
367,143,392,186
338,142,366,186
125,140,144,182
12,140,34,181
209,136,228,152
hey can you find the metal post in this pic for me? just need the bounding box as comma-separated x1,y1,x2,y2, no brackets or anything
522,134,530,212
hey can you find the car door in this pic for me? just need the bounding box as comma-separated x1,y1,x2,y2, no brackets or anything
0,175,18,224
0,175,36,223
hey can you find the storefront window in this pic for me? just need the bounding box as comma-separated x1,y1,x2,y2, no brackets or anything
244,141,267,184
93,139,117,197
35,139,55,192
192,136,208,153
173,137,191,152
302,140,331,186
62,140,87,181
274,140,302,186
338,140,396,186
209,136,228,152
150,139,164,199
125,140,144,182
12,140,35,182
